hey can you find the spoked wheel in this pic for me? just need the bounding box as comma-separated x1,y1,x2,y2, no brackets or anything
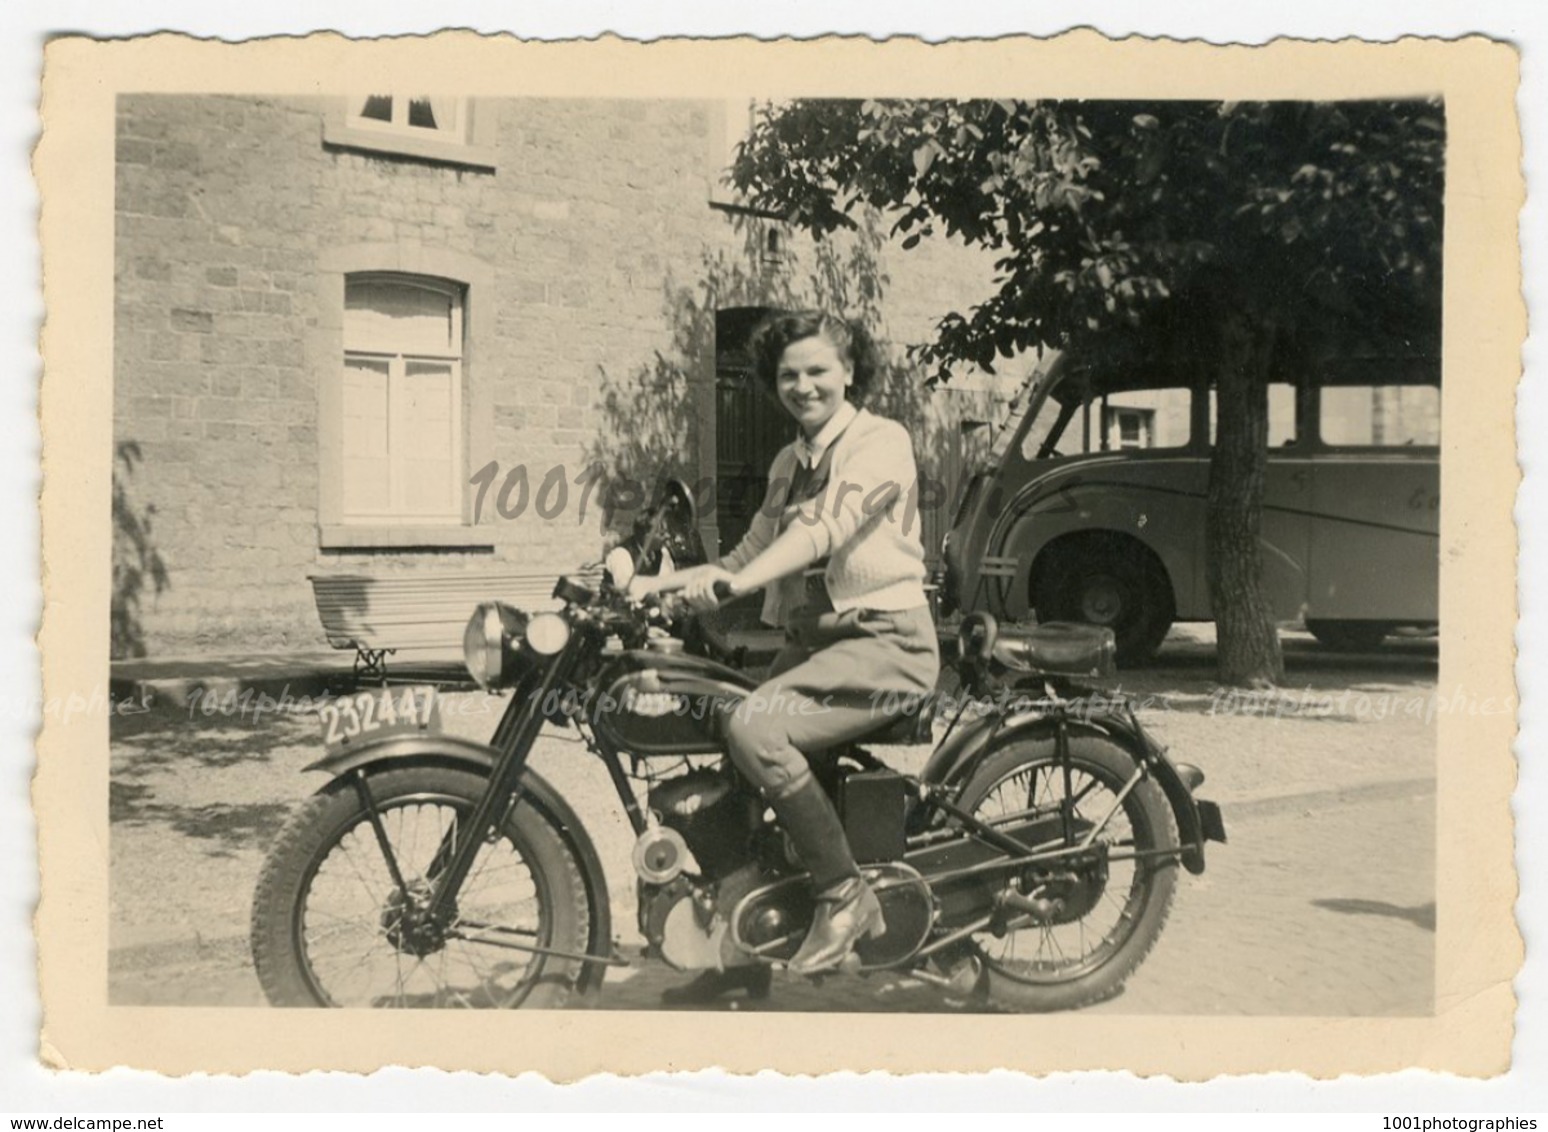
955,734,1178,1012
251,766,592,1009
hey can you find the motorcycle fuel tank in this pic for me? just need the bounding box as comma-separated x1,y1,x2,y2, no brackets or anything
591,649,756,757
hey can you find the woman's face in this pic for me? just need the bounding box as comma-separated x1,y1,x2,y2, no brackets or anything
776,332,853,438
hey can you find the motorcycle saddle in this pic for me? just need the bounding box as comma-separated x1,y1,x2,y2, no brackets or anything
994,621,1117,679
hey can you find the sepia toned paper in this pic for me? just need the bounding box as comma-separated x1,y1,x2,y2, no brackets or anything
35,31,1522,1078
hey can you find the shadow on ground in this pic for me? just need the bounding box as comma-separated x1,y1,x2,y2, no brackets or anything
110,703,318,850
1312,898,1436,932
109,781,295,855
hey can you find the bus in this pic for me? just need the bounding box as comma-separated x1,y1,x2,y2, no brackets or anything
937,352,1440,664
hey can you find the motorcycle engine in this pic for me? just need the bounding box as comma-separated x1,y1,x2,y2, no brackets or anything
634,765,770,971
646,765,760,881
637,864,766,971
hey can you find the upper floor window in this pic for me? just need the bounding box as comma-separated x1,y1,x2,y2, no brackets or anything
341,275,463,524
350,94,468,143
322,95,498,171
708,98,785,221
710,98,755,205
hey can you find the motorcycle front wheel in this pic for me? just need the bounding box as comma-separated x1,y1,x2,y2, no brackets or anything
251,765,593,1009
956,734,1179,1012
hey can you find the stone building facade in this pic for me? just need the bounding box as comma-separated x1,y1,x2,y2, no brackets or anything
112,95,1009,657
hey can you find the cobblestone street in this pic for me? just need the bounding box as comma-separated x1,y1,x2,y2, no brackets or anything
108,631,1438,1015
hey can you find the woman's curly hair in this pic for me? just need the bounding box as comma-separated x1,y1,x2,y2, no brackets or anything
748,310,881,407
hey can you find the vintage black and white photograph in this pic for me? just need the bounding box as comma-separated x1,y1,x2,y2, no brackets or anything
34,32,1520,1078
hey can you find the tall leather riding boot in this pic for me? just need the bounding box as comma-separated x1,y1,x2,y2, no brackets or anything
770,778,886,976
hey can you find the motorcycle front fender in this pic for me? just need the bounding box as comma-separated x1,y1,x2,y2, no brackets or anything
919,706,1212,875
302,733,615,995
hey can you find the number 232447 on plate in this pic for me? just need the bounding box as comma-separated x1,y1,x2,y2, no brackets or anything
319,686,441,751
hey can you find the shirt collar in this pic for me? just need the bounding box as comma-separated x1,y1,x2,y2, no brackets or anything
796,401,859,468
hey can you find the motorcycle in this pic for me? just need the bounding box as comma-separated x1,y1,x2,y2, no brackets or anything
250,480,1226,1011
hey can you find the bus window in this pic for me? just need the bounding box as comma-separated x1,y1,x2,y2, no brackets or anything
1207,383,1299,446
1103,389,1192,449
1026,387,1194,459
1018,403,1069,461
1320,384,1440,446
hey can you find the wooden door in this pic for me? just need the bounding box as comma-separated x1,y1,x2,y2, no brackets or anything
714,308,795,556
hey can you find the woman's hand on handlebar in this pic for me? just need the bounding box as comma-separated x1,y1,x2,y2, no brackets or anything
655,565,742,612
627,563,712,603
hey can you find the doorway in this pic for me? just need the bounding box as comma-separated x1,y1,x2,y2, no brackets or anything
714,307,796,555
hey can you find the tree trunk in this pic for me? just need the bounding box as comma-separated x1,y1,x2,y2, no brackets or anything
1206,315,1285,688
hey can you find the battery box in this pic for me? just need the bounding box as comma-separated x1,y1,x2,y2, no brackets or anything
838,769,908,863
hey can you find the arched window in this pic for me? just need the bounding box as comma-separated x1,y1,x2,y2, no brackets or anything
340,274,464,523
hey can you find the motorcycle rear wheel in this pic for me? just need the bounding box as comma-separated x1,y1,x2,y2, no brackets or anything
956,734,1178,1012
251,765,593,1009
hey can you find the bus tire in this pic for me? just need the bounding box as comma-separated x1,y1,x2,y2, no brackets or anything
1036,540,1174,666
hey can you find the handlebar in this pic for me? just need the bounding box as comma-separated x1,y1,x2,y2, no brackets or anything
650,578,736,624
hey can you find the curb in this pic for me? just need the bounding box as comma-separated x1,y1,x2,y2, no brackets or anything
108,630,814,712
110,667,355,711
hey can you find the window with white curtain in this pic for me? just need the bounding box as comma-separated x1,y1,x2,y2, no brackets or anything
341,275,464,523
323,95,495,170
347,95,468,143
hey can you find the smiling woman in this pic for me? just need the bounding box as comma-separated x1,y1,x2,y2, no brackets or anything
640,309,939,1003
774,330,858,435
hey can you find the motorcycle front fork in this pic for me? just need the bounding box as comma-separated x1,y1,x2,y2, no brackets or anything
349,648,583,927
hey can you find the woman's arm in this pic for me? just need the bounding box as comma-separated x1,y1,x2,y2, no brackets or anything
715,419,917,600
652,521,820,608
629,561,717,598
723,523,824,593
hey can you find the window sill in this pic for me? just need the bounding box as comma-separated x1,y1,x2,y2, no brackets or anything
708,197,787,221
322,121,498,171
320,524,496,551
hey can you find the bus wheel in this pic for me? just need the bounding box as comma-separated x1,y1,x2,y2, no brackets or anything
1036,542,1173,666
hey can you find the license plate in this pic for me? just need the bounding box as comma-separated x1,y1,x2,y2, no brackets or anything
319,685,441,751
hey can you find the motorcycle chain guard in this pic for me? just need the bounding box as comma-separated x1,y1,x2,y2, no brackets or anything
730,862,935,971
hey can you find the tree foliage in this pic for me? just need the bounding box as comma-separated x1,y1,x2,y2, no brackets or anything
731,99,1444,684
733,99,1442,382
112,440,170,660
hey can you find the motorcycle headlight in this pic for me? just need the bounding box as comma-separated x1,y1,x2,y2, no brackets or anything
463,601,528,690
525,611,571,656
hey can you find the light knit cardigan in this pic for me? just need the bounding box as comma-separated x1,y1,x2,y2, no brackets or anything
720,407,929,626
